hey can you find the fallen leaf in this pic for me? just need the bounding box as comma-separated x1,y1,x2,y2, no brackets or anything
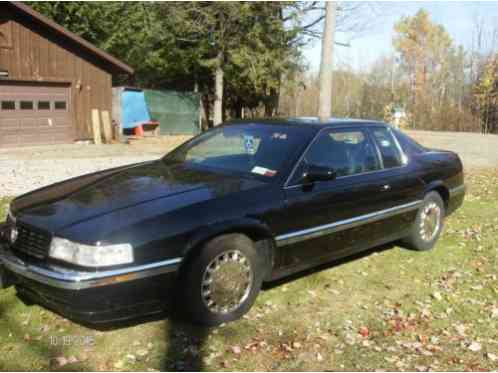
359,326,369,338
492,307,498,318
487,352,497,362
432,292,442,301
137,349,148,357
467,342,481,352
67,356,78,364
230,346,241,355
114,360,124,369
54,357,68,367
292,341,302,349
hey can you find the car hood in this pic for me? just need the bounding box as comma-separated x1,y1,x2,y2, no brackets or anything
11,160,266,232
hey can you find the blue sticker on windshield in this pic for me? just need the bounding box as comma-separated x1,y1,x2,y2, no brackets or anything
243,135,256,155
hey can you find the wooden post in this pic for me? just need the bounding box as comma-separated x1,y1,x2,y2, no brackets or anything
101,110,113,143
91,109,102,145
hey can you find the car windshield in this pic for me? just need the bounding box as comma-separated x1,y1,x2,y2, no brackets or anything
163,124,310,180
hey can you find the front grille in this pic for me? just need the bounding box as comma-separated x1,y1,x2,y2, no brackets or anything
13,223,52,259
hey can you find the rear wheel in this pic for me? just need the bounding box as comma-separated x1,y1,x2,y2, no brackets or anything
402,191,445,251
181,234,264,326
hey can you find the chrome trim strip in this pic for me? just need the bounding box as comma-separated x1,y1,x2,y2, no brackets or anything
0,249,182,290
449,184,465,196
275,200,422,247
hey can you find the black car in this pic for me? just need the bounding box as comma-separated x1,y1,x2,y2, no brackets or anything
0,119,465,326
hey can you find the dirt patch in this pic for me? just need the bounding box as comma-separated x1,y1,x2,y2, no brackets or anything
0,136,191,197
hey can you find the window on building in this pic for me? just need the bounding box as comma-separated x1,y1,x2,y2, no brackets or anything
20,101,34,110
54,101,67,110
1,100,15,110
37,101,51,110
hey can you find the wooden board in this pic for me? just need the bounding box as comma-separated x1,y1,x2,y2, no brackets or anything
91,108,102,145
100,110,113,143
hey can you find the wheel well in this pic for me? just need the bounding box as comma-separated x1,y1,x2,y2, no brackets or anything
430,186,449,208
181,228,275,280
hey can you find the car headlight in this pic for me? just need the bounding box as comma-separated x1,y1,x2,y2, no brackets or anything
49,237,134,267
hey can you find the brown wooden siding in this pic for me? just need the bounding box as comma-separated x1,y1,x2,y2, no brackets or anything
0,6,114,140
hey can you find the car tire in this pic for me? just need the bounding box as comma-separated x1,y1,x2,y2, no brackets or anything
402,191,445,251
180,233,265,326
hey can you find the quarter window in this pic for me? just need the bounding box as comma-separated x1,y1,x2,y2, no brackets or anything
1,100,15,110
20,101,34,110
303,129,381,178
371,128,404,168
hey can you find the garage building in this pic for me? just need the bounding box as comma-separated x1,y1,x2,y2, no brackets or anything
0,1,133,147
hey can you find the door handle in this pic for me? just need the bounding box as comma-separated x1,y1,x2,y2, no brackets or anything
381,184,391,191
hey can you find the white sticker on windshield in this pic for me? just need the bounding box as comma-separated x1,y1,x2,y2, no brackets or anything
251,166,277,177
243,135,257,155
272,132,287,140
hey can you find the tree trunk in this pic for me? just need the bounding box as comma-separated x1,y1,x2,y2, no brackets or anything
213,51,224,126
318,1,336,122
201,94,210,131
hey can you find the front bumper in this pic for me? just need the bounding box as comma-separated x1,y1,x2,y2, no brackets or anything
0,240,183,324
0,247,181,290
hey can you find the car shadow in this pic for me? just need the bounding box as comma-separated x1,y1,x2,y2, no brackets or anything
88,295,211,371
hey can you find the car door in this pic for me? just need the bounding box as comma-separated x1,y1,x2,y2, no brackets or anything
274,127,389,271
365,126,425,239
273,126,424,274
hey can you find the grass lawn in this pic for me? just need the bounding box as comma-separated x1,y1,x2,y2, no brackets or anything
0,170,497,371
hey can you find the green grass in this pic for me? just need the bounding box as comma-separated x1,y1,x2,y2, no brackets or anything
0,170,497,371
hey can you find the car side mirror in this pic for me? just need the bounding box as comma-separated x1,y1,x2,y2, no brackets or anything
303,164,337,183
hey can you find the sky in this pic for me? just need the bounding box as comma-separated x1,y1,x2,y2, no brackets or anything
303,1,498,72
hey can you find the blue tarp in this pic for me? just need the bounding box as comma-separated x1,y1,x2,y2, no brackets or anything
121,90,151,129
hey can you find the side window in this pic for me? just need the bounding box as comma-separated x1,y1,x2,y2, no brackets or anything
303,129,381,178
371,127,404,168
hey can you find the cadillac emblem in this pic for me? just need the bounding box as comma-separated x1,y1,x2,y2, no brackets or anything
9,226,18,244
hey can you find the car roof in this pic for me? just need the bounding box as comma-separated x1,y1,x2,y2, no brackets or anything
225,117,388,132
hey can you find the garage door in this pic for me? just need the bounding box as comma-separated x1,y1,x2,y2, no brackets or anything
0,82,74,147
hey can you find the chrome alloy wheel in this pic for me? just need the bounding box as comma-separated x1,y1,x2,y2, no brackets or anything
419,201,441,242
201,250,253,314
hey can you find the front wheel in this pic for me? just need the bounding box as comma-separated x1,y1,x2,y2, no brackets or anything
402,191,445,251
181,234,264,326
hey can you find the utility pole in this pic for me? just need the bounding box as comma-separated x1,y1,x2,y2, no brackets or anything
318,1,337,122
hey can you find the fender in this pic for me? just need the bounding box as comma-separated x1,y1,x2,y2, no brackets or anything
184,217,275,256
423,180,450,205
182,218,276,280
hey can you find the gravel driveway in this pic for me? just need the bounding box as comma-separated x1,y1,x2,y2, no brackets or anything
0,137,189,197
0,131,496,197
